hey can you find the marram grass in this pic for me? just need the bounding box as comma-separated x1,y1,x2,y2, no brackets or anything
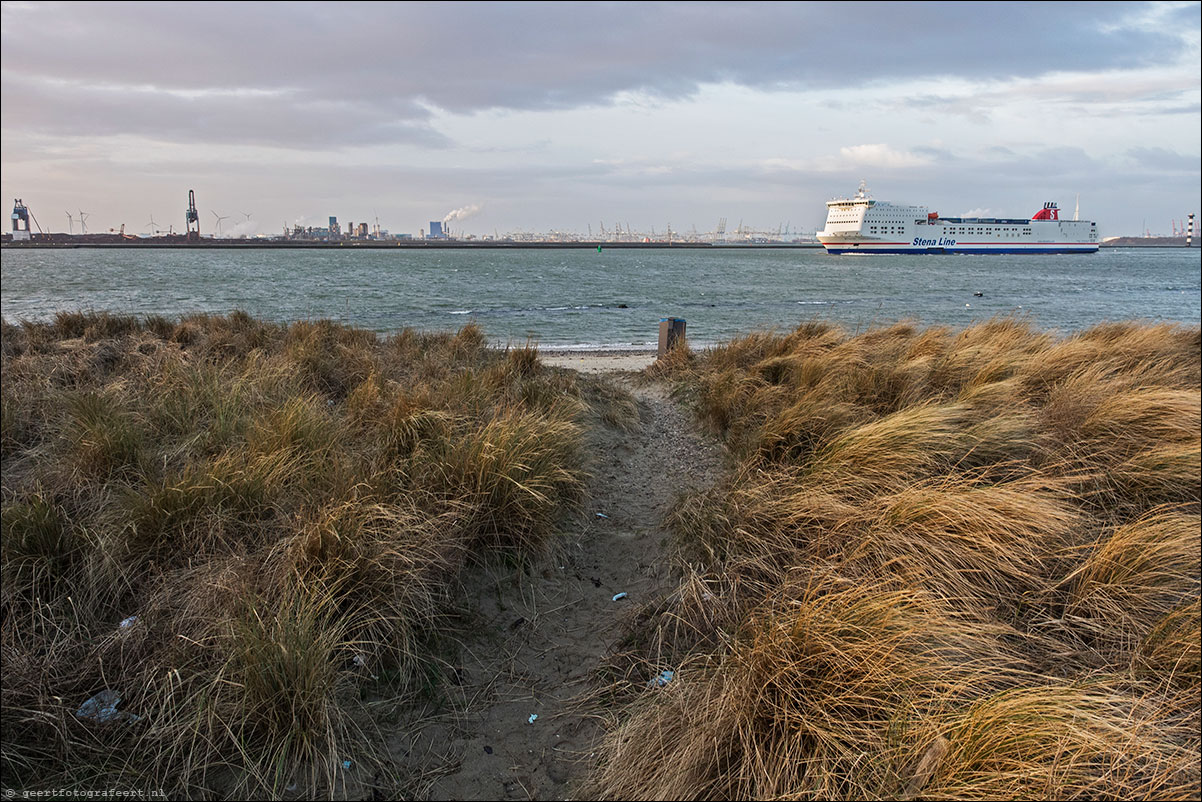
0,312,615,799
591,316,1200,801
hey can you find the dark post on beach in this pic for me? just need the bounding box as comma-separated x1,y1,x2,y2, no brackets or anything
658,317,686,358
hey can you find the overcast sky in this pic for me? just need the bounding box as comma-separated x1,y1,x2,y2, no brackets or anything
2,1,1199,238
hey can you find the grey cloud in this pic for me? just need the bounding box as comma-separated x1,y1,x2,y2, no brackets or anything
910,145,956,161
0,74,450,150
1,1,1193,149
897,95,993,123
1125,147,1202,173
1158,103,1202,116
973,147,1108,185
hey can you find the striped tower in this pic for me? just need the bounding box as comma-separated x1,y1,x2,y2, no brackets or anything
1188,213,1195,248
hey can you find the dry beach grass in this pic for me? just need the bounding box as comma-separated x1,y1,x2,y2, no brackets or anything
590,317,1200,800
1,312,1198,800
0,311,617,798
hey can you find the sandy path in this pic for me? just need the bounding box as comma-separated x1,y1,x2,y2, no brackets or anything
538,351,658,374
387,371,722,800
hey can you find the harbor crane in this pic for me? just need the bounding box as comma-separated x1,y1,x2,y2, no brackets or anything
10,199,35,240
185,189,200,241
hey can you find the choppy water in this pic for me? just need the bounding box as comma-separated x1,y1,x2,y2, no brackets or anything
2,246,1198,348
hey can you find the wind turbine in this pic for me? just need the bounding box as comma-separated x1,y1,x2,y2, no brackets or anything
65,211,75,234
77,210,90,234
146,214,159,235
211,210,229,236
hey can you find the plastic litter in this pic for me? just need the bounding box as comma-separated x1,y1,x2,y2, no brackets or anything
611,592,627,602
119,615,138,629
341,760,353,770
352,654,379,680
648,670,675,688
75,689,141,724
527,714,539,724
595,512,609,519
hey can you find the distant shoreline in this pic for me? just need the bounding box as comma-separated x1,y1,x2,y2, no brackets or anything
0,238,822,250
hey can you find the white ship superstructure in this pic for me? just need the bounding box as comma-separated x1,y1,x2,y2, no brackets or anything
817,182,1098,254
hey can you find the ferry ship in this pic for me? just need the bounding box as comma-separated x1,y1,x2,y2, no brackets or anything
817,183,1099,254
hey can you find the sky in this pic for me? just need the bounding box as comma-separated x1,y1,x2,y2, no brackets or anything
1,1,1199,239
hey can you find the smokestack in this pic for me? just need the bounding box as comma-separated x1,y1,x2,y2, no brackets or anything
1188,213,1195,248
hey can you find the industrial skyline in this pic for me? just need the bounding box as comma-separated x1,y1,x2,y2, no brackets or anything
1,2,1199,238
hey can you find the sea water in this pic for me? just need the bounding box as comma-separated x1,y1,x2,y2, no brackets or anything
2,247,1198,347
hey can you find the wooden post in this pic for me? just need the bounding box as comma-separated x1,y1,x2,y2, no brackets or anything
658,317,686,358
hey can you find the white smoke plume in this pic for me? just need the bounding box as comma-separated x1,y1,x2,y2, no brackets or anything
222,218,260,239
443,204,482,225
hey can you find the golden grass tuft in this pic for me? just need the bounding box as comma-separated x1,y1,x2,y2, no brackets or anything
919,684,1196,800
1137,600,1201,693
855,476,1080,613
592,578,1024,800
1064,510,1201,649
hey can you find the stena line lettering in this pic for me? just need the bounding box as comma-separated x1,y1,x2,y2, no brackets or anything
913,237,957,247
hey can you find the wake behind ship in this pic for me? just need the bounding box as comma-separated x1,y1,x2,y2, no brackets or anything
817,182,1099,254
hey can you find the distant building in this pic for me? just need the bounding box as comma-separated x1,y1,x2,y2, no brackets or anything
429,221,444,238
357,222,369,238
328,217,340,239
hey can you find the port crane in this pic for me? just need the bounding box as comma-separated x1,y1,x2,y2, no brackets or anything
185,190,200,241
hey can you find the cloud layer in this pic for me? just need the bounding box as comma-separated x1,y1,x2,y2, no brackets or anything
2,1,1196,149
